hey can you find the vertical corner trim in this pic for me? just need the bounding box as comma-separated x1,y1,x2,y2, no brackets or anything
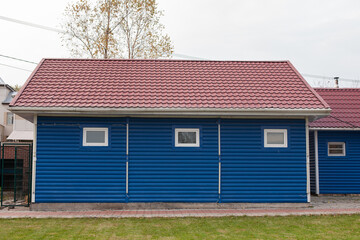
31,114,37,203
314,130,319,195
217,119,221,197
126,118,129,195
305,117,311,203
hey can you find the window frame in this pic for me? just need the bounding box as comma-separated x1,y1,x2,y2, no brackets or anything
175,128,200,147
82,127,109,147
328,142,346,156
264,129,288,148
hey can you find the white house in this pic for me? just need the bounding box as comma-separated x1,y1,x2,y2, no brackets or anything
0,77,33,142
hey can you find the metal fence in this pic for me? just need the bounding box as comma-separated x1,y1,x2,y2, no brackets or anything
1,143,32,207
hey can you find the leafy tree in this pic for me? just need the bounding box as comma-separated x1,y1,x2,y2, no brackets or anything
12,84,22,91
61,0,173,59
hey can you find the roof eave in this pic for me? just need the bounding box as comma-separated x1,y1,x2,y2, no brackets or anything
9,106,331,122
309,127,360,131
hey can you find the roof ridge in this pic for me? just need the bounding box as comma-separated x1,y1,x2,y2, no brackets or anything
329,115,358,128
286,61,330,109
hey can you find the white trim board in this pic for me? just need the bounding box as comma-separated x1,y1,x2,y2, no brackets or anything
306,117,311,203
31,114,37,203
314,130,319,195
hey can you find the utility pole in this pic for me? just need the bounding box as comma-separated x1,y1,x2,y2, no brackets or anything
334,77,339,88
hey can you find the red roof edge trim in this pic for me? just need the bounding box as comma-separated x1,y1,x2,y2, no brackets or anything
10,58,46,107
286,61,330,109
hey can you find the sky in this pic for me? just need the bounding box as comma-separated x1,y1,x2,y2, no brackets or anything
0,0,360,88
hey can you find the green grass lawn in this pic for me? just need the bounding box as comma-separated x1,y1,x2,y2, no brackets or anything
0,215,359,240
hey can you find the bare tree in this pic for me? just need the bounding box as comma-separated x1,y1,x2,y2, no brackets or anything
61,0,173,59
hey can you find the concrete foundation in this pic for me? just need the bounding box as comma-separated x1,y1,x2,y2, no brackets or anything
30,202,310,211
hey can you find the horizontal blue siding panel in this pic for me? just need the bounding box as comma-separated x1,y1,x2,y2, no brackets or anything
35,117,308,203
128,118,219,202
36,117,126,203
221,119,307,203
318,131,360,194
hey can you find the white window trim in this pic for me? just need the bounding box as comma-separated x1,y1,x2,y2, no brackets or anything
83,127,109,146
175,128,200,147
264,129,288,148
328,142,346,156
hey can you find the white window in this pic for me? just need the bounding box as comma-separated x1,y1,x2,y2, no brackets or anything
6,112,13,125
175,128,200,147
83,128,108,146
264,129,288,148
328,142,346,156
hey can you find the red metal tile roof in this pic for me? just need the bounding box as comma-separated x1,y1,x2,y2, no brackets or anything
310,88,360,128
11,59,329,110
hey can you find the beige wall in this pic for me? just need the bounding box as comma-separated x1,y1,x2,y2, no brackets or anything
0,86,12,141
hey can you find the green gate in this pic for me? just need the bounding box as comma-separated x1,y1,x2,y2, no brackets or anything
1,143,32,207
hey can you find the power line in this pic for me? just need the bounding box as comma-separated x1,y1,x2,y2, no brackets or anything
0,63,32,72
0,54,37,65
1,15,360,83
0,15,63,33
173,53,208,60
0,15,208,61
302,73,360,83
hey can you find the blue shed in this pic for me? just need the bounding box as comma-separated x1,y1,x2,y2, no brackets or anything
10,59,330,205
309,88,360,195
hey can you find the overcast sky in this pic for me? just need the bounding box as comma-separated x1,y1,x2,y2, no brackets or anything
1,0,360,88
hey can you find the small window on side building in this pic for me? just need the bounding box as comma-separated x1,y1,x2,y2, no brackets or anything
83,128,108,146
328,142,345,156
175,128,200,147
264,129,288,148
6,112,13,125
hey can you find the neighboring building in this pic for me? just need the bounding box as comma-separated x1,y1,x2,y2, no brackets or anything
309,88,360,195
0,77,16,141
0,77,33,142
10,59,330,206
7,113,33,141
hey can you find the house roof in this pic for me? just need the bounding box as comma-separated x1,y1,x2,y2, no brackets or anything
2,91,17,104
10,59,329,112
0,77,15,92
309,88,360,129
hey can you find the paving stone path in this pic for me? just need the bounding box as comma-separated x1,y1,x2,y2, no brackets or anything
0,196,359,218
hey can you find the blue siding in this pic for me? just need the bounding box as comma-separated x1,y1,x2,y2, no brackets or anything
36,117,127,203
36,117,308,203
128,118,219,202
318,130,360,194
221,119,307,202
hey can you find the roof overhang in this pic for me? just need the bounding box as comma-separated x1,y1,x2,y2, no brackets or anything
309,127,360,131
7,130,33,141
9,106,331,122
